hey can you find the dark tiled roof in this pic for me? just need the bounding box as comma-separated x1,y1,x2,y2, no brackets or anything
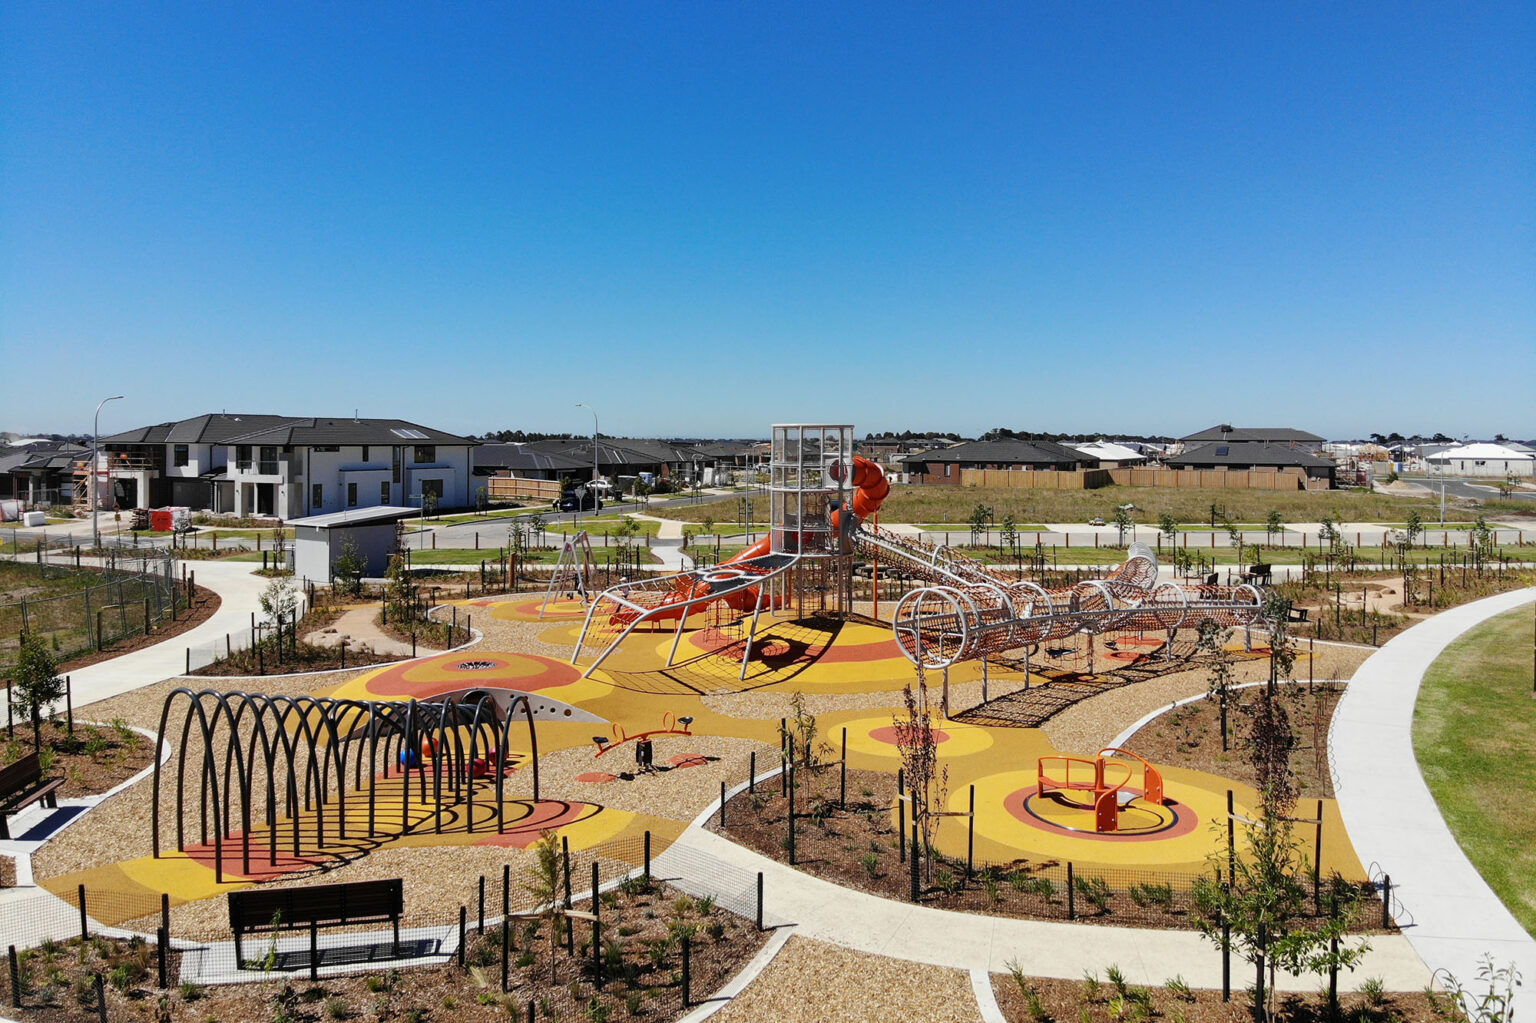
104,414,476,448
222,418,478,447
0,442,88,474
1179,426,1326,444
898,438,1090,467
526,438,696,466
1165,441,1334,469
473,444,591,473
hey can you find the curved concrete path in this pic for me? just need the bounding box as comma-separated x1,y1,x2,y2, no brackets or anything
1331,587,1536,1008
61,558,272,708
659,797,1430,992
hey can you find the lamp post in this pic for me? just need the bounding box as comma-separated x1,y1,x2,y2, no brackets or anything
92,395,125,551
576,403,598,520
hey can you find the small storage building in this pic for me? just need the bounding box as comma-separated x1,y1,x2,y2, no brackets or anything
289,506,420,586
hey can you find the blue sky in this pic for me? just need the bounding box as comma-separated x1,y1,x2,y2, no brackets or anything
3,3,1532,440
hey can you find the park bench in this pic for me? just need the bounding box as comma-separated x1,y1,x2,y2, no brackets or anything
1243,563,1273,585
229,878,403,967
1287,606,1310,623
0,751,64,839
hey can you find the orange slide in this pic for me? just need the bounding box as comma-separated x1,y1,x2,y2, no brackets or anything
610,457,891,625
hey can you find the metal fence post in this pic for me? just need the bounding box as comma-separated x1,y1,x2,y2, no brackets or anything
681,934,691,1007
458,907,467,969
756,871,764,932
78,884,89,940
7,945,20,1008
644,831,651,880
157,927,168,988
1381,874,1392,929
909,820,920,903
478,876,486,933
1067,863,1075,920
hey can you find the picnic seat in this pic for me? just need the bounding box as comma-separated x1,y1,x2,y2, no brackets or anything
229,878,404,967
0,752,64,839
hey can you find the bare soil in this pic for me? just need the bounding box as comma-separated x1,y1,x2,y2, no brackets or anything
992,972,1450,1023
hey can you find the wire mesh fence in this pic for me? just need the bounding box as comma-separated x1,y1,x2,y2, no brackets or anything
1,551,182,677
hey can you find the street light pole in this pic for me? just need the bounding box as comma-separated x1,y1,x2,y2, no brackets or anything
92,395,125,551
576,403,598,520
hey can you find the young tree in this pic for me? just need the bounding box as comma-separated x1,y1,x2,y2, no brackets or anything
1159,513,1178,547
523,830,565,981
968,503,991,546
1197,618,1236,751
1403,510,1423,548
10,631,65,748
1113,505,1134,547
384,552,418,626
259,575,299,630
331,535,367,597
999,513,1018,556
894,669,949,882
1265,509,1283,543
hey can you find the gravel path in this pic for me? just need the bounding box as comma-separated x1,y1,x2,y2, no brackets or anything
707,935,983,1023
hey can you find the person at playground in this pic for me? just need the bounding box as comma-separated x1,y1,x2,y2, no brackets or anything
635,735,655,771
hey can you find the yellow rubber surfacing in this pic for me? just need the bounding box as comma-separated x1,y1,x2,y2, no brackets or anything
72,600,1362,916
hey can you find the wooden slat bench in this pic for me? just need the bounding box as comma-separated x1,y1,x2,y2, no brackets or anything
0,751,64,839
229,878,404,968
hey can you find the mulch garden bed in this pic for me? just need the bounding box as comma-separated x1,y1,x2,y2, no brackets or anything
2,717,157,800
992,972,1452,1023
0,876,769,1023
1124,683,1345,801
709,764,1387,932
52,584,221,673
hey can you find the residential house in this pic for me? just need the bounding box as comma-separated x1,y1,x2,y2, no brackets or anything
1071,441,1148,468
99,414,477,518
1164,440,1337,486
899,439,1098,485
1426,443,1534,478
0,441,88,507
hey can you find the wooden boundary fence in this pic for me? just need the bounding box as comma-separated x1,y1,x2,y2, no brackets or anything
962,467,1310,491
486,477,562,502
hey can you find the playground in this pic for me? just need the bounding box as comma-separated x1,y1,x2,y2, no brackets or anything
9,423,1478,1023
25,427,1374,926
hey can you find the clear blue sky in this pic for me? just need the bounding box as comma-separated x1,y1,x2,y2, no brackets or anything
3,2,1532,441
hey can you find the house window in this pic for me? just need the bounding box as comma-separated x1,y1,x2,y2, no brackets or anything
944,464,951,477
312,483,323,508
380,481,390,505
421,478,444,499
347,482,358,507
259,446,279,475
414,445,435,464
173,444,189,467
392,447,402,483
312,445,340,453
236,445,252,472
361,445,370,462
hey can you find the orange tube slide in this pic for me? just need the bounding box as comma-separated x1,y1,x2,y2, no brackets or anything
615,456,891,624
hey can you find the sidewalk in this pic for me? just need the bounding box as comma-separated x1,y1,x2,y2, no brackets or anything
1331,587,1536,1009
62,559,272,709
658,827,1430,991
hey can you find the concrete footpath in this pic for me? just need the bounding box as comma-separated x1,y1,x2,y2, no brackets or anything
659,822,1431,992
62,559,272,709
1331,587,1536,1010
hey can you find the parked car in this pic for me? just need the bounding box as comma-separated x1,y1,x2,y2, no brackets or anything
555,489,603,512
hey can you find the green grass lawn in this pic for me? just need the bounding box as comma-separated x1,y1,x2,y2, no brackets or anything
536,516,663,538
651,483,1492,528
1413,605,1536,937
